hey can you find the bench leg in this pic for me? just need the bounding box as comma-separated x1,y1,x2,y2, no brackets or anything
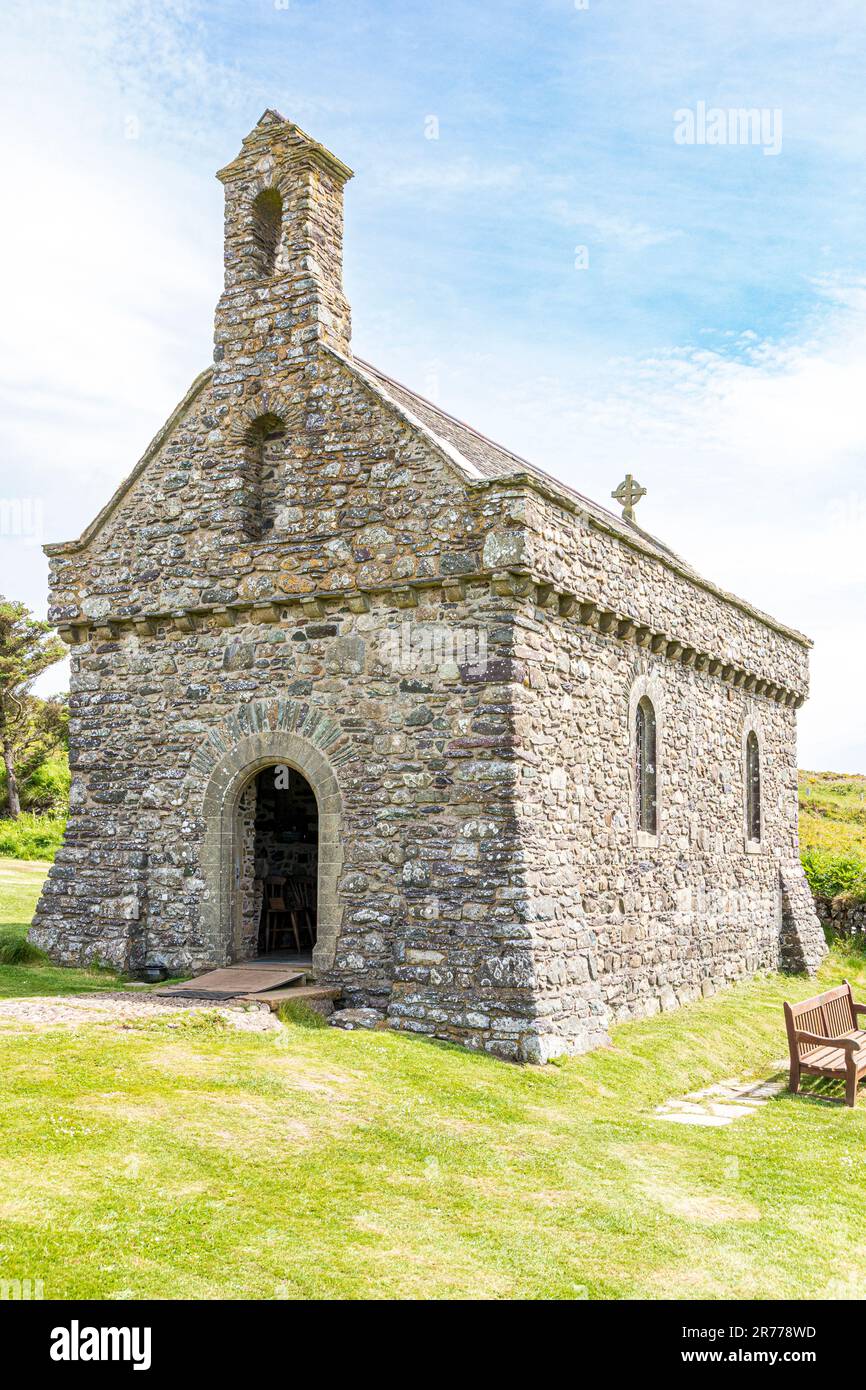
845,1065,859,1108
788,1060,800,1095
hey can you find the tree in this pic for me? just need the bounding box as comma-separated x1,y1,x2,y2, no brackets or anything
2,693,70,814
0,599,66,818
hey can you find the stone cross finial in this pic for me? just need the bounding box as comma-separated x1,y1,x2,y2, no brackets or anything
612,473,646,522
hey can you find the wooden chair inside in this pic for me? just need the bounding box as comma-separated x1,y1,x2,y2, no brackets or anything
263,876,300,954
284,878,317,951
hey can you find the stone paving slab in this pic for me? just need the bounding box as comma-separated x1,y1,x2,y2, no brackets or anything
655,1112,735,1128
655,1063,788,1127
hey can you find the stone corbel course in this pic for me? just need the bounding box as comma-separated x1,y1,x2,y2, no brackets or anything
55,568,806,707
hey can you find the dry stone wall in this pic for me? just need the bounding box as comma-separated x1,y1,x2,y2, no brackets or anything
814,895,866,939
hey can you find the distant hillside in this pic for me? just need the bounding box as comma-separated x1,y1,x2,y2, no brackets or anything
799,771,866,855
799,770,866,901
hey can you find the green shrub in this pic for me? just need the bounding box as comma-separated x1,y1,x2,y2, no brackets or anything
826,929,866,961
21,753,70,815
0,812,66,862
0,930,47,965
801,846,866,902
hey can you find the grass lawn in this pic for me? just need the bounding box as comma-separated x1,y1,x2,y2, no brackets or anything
0,811,66,862
1,863,865,1299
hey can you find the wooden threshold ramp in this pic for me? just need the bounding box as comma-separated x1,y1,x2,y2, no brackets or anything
154,963,307,1001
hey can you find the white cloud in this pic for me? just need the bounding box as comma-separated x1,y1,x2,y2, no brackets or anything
550,201,684,251
0,4,219,554
553,283,866,479
378,157,523,194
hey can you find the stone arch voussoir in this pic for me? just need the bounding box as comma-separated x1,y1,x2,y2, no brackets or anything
225,384,308,446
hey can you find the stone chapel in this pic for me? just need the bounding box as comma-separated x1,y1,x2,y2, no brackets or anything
31,112,826,1061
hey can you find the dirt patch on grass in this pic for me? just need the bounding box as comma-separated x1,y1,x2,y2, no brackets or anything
0,993,281,1034
641,1178,761,1225
0,859,49,876
178,1092,357,1156
268,1058,366,1102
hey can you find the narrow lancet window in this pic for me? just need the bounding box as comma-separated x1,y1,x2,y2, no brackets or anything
242,412,286,539
636,696,658,835
250,187,282,277
746,731,761,842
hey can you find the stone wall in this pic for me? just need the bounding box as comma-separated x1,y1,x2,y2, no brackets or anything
32,584,566,1060
32,566,824,1059
517,489,811,696
510,597,824,1037
814,895,866,938
237,777,260,957
45,353,493,628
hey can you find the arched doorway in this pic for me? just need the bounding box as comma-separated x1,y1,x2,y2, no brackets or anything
236,764,319,961
197,713,345,974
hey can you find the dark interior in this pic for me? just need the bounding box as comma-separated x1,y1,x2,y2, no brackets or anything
253,765,318,956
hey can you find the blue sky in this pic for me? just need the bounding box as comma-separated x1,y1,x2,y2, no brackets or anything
2,0,866,769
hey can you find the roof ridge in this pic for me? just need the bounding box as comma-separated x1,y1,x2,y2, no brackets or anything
356,356,648,534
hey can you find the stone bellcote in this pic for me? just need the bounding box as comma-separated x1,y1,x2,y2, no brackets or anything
213,111,353,379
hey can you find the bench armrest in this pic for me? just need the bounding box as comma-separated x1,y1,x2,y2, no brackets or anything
853,1000,866,1018
794,1029,858,1056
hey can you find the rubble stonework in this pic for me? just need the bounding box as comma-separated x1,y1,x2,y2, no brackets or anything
813,895,866,942
30,112,825,1061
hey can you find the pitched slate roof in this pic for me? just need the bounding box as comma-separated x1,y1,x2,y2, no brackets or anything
354,357,683,563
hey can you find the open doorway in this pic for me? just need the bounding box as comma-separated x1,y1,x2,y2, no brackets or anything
237,764,319,962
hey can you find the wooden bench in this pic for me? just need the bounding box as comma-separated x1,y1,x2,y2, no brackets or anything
784,981,866,1107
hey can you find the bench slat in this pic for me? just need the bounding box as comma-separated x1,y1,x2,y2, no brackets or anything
801,1046,847,1070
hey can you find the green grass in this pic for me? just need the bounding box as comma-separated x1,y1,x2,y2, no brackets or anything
0,860,119,997
0,812,66,862
275,998,329,1029
799,770,866,902
1,859,866,1299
